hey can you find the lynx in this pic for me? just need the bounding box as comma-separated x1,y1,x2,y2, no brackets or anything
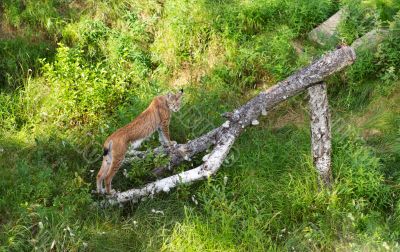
96,89,183,194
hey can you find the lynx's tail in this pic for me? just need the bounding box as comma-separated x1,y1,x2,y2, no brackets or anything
103,141,112,157
103,140,113,164
96,141,113,193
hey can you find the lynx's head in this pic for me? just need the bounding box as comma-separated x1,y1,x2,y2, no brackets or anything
166,89,184,112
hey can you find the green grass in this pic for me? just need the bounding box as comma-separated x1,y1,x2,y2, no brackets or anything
1,0,400,251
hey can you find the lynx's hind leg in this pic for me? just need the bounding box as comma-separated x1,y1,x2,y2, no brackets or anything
96,157,111,194
96,141,113,194
105,142,127,194
105,157,123,195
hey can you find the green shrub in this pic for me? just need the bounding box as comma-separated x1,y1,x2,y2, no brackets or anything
210,25,297,90
0,92,20,130
376,0,400,21
338,0,378,44
151,0,213,69
20,43,158,130
1,1,400,251
284,0,336,34
376,12,400,92
0,39,54,89
330,9,400,109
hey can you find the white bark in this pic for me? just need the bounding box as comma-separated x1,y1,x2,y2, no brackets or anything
308,82,332,186
107,130,238,205
105,46,356,205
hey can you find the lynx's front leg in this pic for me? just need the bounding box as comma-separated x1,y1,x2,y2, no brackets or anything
158,128,170,146
159,118,176,146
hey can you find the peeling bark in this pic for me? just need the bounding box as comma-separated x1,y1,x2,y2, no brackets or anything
105,46,356,205
308,82,332,186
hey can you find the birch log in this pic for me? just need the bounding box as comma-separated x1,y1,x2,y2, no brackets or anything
108,128,239,205
122,127,222,177
308,82,332,186
106,46,356,205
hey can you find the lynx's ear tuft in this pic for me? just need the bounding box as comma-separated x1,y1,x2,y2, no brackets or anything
180,88,184,93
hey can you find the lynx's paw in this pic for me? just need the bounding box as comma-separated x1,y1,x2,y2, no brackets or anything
162,141,177,148
166,141,177,150
92,188,106,195
106,189,117,198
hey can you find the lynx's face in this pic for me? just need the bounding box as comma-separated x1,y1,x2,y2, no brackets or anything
167,89,183,112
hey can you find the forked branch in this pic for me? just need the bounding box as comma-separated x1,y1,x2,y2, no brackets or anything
106,46,356,205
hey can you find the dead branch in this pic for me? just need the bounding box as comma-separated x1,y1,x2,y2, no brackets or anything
106,46,356,205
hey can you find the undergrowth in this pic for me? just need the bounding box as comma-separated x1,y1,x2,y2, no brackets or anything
0,0,399,251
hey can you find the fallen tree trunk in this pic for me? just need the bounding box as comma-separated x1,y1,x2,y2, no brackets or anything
122,127,222,176
106,46,356,205
124,46,356,175
110,128,239,205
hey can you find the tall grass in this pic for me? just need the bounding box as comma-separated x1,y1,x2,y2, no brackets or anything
0,0,400,251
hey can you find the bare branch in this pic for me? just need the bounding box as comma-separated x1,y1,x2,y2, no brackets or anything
106,46,356,205
123,46,355,170
107,127,238,205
